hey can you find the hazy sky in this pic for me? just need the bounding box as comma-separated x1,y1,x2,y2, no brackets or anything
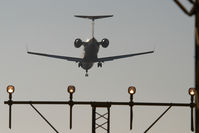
0,0,195,133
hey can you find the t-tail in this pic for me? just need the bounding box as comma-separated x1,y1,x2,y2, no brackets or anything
74,15,113,38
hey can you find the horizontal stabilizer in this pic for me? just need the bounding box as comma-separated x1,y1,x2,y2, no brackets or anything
74,15,113,21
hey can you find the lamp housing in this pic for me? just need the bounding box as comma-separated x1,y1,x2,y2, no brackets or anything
189,88,195,96
128,86,136,95
7,85,15,94
68,85,75,94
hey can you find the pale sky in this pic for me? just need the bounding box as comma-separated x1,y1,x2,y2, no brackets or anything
0,0,195,133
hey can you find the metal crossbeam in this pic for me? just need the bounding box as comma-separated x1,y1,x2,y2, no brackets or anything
95,112,108,130
4,101,193,107
91,106,111,133
144,105,172,133
4,99,195,133
30,104,59,133
96,122,108,130
96,112,108,120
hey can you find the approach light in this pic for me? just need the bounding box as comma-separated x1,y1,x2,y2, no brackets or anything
128,86,136,95
68,85,75,94
7,85,15,94
189,88,195,96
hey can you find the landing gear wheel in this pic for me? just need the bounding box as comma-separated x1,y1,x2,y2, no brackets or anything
97,62,102,67
78,62,82,67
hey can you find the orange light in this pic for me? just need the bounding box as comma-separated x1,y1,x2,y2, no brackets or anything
7,85,15,94
68,85,75,94
128,86,136,95
189,88,195,96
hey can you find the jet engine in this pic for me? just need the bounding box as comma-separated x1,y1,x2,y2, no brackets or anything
100,38,109,48
74,38,83,48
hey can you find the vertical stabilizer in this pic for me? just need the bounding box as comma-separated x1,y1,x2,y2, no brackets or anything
74,15,113,38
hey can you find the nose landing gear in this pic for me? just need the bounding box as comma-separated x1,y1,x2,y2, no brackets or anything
85,70,88,77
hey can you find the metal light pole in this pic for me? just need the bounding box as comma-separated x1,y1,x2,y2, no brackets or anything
6,85,15,129
173,1,199,132
128,86,136,130
189,88,196,131
67,85,75,129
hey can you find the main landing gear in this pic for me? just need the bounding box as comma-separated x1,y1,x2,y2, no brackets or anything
78,62,82,67
97,62,102,67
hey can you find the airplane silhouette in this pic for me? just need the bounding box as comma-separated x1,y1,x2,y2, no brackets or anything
28,15,154,76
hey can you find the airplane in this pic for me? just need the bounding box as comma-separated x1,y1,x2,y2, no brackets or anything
27,15,154,76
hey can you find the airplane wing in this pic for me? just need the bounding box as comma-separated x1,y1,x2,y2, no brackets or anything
96,51,154,62
27,51,83,62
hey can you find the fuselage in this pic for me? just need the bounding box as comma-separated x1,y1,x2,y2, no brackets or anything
80,37,100,71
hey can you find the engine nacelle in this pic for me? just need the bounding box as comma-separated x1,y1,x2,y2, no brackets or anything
100,38,109,48
74,38,83,48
